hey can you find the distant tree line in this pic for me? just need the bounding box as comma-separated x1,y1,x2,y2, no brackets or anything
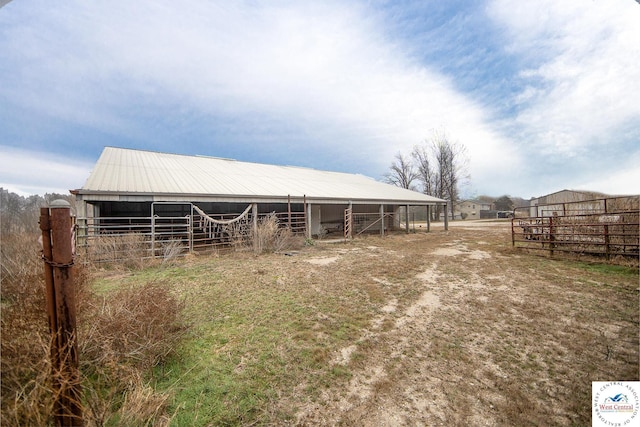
0,188,75,235
384,130,469,220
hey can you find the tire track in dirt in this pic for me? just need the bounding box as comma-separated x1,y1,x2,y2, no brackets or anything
292,224,637,426
295,236,501,425
296,261,446,425
337,240,501,426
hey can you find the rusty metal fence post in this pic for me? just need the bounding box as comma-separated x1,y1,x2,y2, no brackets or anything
40,199,84,427
548,215,556,257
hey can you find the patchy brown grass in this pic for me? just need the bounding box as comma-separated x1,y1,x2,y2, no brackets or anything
291,224,639,426
1,233,54,426
1,232,186,426
98,221,636,426
3,222,638,425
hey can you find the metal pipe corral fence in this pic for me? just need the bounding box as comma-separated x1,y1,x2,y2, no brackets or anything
511,196,639,260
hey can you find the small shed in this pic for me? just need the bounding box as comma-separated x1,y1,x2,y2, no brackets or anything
73,147,447,259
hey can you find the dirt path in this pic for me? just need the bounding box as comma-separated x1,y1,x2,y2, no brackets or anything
294,221,638,426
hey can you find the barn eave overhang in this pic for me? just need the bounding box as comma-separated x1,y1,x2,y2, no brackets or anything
74,190,446,206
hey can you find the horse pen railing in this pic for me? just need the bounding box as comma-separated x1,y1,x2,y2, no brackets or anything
352,212,396,236
511,196,639,260
76,207,307,264
76,215,192,264
342,210,411,239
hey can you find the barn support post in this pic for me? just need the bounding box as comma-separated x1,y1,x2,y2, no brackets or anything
151,209,156,256
405,205,410,234
306,201,312,240
39,200,84,427
426,205,431,232
252,203,258,236
349,202,353,239
379,204,384,236
287,195,292,229
443,202,449,231
189,204,194,253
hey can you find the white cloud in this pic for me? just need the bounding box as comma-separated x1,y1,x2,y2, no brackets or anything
0,1,520,191
488,0,640,156
3,1,634,198
572,151,640,196
0,146,93,196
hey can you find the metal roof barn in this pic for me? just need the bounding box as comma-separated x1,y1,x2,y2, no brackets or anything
78,147,446,205
74,147,447,261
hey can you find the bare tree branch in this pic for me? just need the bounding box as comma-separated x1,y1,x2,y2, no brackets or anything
387,129,470,221
384,152,418,190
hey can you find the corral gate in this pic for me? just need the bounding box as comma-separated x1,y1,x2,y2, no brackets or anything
511,196,639,260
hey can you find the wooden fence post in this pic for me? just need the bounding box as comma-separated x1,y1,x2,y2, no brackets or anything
40,199,84,426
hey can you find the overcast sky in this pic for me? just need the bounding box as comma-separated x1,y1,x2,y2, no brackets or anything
1,0,639,199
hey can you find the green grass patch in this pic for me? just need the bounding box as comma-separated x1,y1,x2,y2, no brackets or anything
89,251,377,425
575,261,638,276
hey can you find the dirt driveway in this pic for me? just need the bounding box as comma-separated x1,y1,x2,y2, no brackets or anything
293,221,639,426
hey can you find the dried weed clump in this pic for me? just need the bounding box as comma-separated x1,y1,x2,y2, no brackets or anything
252,213,303,254
1,233,55,426
79,281,186,426
1,231,186,426
80,281,185,373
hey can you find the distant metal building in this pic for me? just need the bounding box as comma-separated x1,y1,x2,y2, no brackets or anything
73,147,447,260
513,191,639,260
528,189,607,217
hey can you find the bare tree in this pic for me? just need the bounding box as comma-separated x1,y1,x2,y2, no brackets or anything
412,145,436,196
431,131,469,220
387,130,470,220
432,132,469,219
384,152,418,190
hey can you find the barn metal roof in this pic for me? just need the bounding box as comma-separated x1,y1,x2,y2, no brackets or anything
77,147,446,205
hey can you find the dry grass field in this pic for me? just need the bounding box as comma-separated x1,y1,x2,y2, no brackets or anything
288,222,639,425
2,220,638,426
